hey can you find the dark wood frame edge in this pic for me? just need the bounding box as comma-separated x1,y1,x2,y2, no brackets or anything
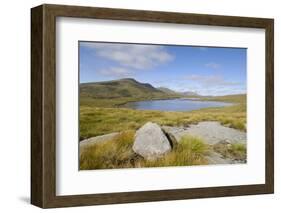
31,4,274,208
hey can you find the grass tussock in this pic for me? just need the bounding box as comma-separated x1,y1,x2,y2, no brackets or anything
213,142,246,161
229,143,247,160
79,130,138,170
143,135,209,167
80,133,209,170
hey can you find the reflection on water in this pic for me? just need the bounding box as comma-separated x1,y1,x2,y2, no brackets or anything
123,99,233,112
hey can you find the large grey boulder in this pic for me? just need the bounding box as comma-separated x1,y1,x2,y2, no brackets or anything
161,126,182,146
133,122,172,160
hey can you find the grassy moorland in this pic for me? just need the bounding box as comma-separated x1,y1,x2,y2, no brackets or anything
79,95,246,140
79,79,246,169
80,132,209,170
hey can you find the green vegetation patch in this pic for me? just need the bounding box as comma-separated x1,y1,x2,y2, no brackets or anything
80,131,138,170
143,135,209,167
80,103,246,140
80,133,209,170
213,142,246,161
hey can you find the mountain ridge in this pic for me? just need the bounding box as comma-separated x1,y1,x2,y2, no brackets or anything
80,78,202,99
80,78,169,99
158,87,200,97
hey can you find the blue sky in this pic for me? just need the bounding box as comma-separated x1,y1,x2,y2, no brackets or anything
79,42,246,96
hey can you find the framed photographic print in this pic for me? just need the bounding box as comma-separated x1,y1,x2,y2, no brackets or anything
31,4,274,208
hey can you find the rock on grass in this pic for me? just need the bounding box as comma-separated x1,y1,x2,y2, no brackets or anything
133,122,172,160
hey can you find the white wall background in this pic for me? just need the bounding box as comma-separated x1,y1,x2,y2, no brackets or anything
0,0,279,212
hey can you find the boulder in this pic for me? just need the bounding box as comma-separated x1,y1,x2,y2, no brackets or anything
161,126,181,146
133,122,172,160
161,125,193,143
161,130,178,149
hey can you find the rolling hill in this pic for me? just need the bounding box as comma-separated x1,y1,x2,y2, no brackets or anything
181,91,200,96
157,87,179,95
80,78,177,99
158,87,200,97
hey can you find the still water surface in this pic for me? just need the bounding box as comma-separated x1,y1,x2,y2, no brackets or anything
123,99,232,112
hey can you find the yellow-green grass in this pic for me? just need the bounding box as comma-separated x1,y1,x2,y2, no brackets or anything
79,132,209,170
80,95,180,108
213,142,246,161
79,94,246,140
80,103,246,140
143,135,209,167
200,94,246,103
229,143,247,160
79,94,246,169
80,131,137,170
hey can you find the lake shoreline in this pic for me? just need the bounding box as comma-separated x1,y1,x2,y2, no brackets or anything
79,94,246,139
120,98,233,112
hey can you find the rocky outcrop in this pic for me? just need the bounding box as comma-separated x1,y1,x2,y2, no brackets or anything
162,122,246,145
80,121,246,164
133,122,172,160
161,125,187,144
80,132,119,151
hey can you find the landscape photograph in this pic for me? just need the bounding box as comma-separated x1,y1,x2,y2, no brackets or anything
79,42,247,170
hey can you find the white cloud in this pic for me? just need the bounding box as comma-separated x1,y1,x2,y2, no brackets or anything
205,62,221,69
185,74,240,87
182,74,245,95
98,67,132,77
144,75,245,96
81,42,174,70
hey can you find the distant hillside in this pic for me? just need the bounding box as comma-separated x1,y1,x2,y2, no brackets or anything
158,87,200,97
157,87,179,95
80,78,174,99
200,94,246,103
181,91,200,96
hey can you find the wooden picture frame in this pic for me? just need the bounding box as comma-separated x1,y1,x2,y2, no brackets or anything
31,4,274,208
